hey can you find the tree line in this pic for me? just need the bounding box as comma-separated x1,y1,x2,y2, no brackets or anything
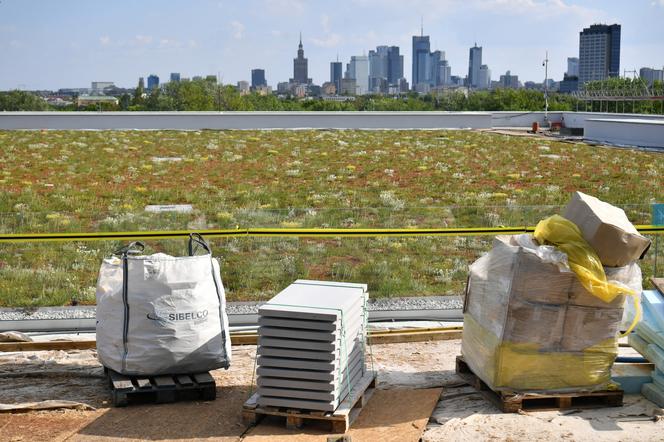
1,77,662,113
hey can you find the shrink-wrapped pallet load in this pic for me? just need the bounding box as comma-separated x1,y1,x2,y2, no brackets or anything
462,205,643,393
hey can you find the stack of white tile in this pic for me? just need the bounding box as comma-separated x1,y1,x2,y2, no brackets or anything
256,280,368,412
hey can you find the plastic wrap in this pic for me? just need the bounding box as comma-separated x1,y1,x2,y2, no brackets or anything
462,233,635,393
534,215,633,303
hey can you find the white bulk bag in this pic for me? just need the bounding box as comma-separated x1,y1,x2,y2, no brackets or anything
95,234,232,375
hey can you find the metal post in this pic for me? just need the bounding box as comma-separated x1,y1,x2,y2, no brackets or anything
543,51,549,125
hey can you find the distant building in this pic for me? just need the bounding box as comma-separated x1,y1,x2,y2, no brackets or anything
499,71,520,89
251,69,267,88
468,44,482,89
340,78,357,96
438,59,451,87
77,95,119,107
398,78,409,93
478,65,491,89
253,85,272,96
578,24,621,85
192,76,203,81
330,61,343,94
277,82,291,94
368,45,404,93
450,76,464,87
412,29,452,91
293,83,307,98
322,81,337,95
58,88,90,96
640,67,664,86
566,57,579,77
91,81,114,94
291,33,311,85
170,73,181,83
347,55,369,95
387,46,403,86
559,74,579,93
147,75,159,91
412,34,431,90
138,77,145,90
369,46,389,93
237,81,250,95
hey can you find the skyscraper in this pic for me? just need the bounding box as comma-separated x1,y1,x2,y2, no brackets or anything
170,73,181,83
291,33,311,85
578,24,621,85
479,65,491,89
438,59,451,86
369,45,404,93
387,46,404,86
412,34,431,90
468,43,482,89
251,69,267,88
330,61,343,94
147,74,159,91
348,55,369,95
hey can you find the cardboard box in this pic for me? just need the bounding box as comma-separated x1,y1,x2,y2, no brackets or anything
563,191,651,267
560,305,623,351
502,299,566,349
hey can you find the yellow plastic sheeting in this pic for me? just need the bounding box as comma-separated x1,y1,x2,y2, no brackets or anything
534,215,641,335
534,215,634,303
461,315,618,392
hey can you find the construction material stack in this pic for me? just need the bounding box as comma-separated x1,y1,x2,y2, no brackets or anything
461,192,649,394
255,280,370,412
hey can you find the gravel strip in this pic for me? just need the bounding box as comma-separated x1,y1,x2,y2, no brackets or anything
0,295,463,321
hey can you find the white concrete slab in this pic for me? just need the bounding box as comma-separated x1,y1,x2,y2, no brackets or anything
258,280,367,321
256,353,364,382
257,313,363,343
257,344,364,371
256,359,364,392
257,365,365,402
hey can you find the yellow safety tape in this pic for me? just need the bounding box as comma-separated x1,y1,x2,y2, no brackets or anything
0,225,661,243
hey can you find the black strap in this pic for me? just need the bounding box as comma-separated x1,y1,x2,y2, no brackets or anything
114,241,145,257
188,233,211,256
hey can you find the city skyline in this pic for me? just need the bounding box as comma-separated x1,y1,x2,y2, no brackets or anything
1,0,664,90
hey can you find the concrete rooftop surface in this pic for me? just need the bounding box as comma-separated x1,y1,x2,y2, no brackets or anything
1,339,663,442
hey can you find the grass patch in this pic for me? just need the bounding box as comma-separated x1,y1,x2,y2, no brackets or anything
0,129,661,306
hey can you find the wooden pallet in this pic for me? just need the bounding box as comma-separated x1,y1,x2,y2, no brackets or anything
106,368,216,407
455,356,623,413
242,370,376,433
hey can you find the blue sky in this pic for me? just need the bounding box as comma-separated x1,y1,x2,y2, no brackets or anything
1,0,663,90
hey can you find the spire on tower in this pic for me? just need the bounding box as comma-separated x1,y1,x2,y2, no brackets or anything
299,31,302,47
420,16,423,36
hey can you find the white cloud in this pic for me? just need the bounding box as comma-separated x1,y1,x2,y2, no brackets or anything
231,21,245,39
99,36,111,46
